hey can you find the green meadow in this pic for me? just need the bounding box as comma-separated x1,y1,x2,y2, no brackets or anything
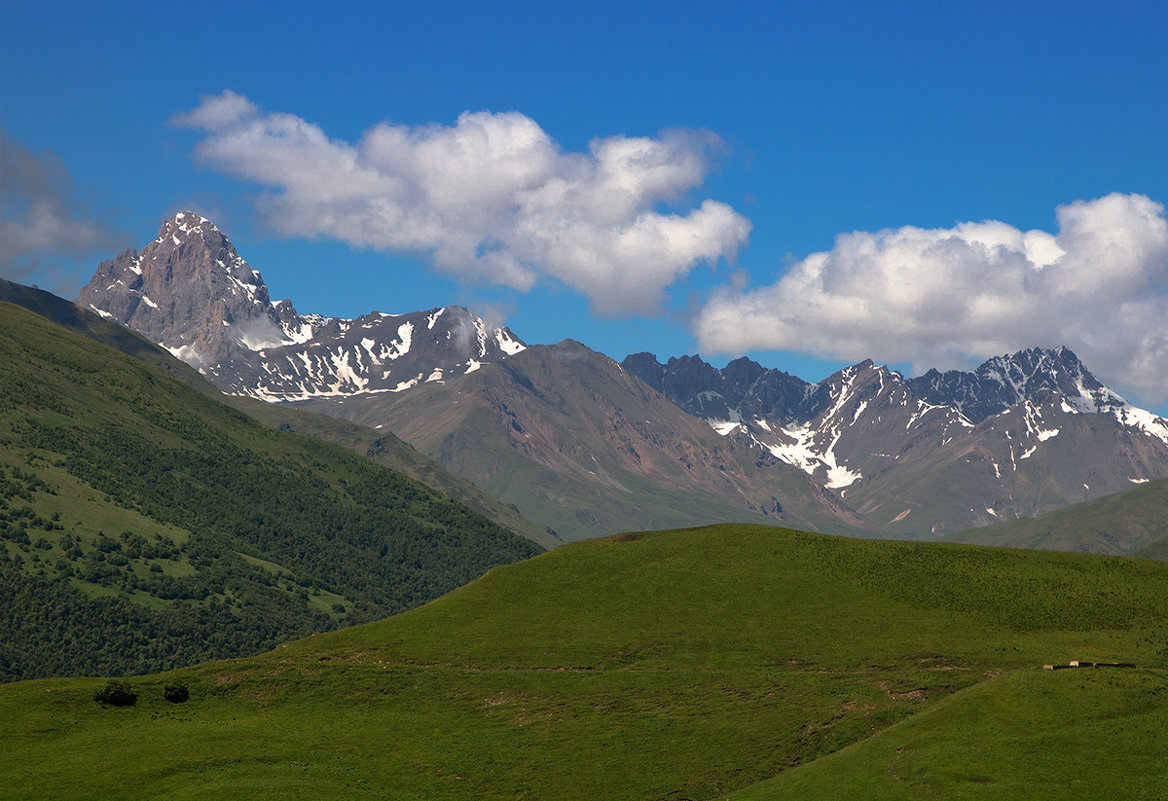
5,524,1166,799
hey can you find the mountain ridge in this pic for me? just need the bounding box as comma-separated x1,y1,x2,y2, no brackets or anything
292,338,871,541
76,211,1168,545
622,348,1168,535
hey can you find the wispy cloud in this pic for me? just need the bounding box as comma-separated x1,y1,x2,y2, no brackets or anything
172,91,751,315
696,193,1168,405
0,131,128,294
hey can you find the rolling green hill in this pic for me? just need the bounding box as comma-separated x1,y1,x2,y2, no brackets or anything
4,524,1165,799
0,297,541,681
945,477,1168,557
728,666,1166,800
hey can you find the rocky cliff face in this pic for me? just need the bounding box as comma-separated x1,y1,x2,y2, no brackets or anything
78,212,305,369
623,349,1168,535
78,212,525,399
904,346,1118,423
623,352,813,424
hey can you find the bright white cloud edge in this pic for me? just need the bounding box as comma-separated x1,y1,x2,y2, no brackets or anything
172,91,751,316
696,193,1168,407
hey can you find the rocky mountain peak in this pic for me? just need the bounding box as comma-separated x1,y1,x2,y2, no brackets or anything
803,359,901,417
906,346,1112,423
78,212,525,400
621,352,813,424
78,211,305,368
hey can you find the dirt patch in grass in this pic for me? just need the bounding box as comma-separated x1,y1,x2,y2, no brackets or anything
612,532,644,543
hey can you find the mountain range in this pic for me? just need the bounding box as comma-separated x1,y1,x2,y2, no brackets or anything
624,348,1168,540
7,211,1165,798
78,212,1168,549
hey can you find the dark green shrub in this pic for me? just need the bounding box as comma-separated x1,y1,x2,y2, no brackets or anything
162,682,189,703
94,679,136,707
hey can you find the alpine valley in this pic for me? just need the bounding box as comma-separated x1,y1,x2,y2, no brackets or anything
79,212,1168,550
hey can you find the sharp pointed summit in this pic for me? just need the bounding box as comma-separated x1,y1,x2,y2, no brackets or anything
906,346,1111,423
78,212,526,400
78,211,318,369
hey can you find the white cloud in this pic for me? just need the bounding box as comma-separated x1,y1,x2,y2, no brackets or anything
169,90,258,131
695,193,1168,406
0,131,128,293
174,92,751,315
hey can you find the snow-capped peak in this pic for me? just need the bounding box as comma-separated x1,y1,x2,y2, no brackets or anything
79,212,529,402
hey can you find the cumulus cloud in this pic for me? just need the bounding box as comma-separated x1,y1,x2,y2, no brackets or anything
0,131,128,292
173,91,751,315
169,89,258,131
695,193,1168,405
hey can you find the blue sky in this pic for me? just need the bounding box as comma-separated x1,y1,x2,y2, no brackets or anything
2,1,1166,411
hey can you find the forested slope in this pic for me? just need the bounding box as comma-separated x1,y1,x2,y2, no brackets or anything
0,299,542,680
0,278,557,549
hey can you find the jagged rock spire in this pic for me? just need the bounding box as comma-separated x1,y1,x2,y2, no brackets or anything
78,211,525,399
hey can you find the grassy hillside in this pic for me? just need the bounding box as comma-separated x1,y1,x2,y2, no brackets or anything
0,299,541,680
1134,529,1168,560
946,477,1168,556
729,667,1166,799
4,524,1165,799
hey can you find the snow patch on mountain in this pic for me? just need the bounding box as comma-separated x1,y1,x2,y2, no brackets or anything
496,329,526,356
761,425,862,490
1108,402,1168,447
164,343,203,364
385,322,413,360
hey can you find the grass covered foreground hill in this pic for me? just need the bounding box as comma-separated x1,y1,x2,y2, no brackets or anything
0,298,542,681
5,525,1166,799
